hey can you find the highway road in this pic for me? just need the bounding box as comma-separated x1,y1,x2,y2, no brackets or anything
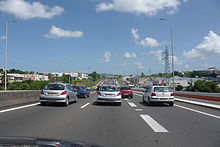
0,92,219,147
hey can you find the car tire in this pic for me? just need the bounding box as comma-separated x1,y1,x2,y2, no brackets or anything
169,102,174,106
130,96,133,99
118,102,121,106
74,98,77,103
65,98,69,106
142,96,146,103
148,97,152,106
41,102,46,106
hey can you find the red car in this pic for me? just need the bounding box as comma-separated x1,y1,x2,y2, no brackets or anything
120,87,133,99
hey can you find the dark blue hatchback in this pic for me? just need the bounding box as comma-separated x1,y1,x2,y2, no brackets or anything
72,85,90,98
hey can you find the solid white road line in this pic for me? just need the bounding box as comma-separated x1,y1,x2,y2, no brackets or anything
140,115,169,133
175,104,220,119
175,98,220,110
81,103,90,109
128,102,137,107
135,109,143,111
0,103,40,114
124,98,129,101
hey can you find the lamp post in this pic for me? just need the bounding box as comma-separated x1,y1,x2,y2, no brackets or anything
160,18,175,91
4,20,16,91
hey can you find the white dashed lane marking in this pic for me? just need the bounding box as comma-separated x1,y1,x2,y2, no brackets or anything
128,102,137,107
140,115,169,133
81,103,90,109
135,109,143,111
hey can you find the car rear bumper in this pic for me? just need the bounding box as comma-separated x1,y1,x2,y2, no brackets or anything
39,95,67,103
150,97,174,102
97,98,121,103
76,93,87,97
122,93,133,97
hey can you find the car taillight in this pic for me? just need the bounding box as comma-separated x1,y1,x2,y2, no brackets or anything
97,92,102,95
151,93,156,96
40,90,44,95
61,91,67,95
171,93,174,96
117,92,121,96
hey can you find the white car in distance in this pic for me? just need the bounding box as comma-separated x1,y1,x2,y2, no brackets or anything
143,86,174,106
97,85,122,105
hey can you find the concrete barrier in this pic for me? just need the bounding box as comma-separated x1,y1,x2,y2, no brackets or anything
0,90,39,108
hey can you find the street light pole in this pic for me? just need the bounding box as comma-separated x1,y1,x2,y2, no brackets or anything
160,18,175,91
4,20,16,91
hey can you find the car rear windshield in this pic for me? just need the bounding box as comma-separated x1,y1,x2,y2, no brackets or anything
154,87,172,92
99,86,120,92
77,86,86,90
44,84,65,90
121,87,131,90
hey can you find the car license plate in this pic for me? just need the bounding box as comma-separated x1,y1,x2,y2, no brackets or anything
160,98,168,100
48,93,57,95
124,93,129,95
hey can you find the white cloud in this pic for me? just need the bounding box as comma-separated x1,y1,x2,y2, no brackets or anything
185,65,190,69
0,0,64,20
133,62,144,69
96,3,114,12
0,36,6,40
150,50,164,64
119,62,130,66
101,51,112,63
171,55,183,65
131,28,139,41
124,52,136,58
139,37,160,48
96,0,180,16
183,31,220,59
119,61,144,69
131,28,160,48
45,25,84,39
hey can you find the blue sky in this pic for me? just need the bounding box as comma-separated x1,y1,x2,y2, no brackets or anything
0,0,220,75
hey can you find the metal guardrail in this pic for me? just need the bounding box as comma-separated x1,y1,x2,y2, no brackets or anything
175,91,220,98
0,90,39,93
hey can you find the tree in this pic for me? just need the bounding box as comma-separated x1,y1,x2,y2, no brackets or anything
176,85,183,91
89,72,100,82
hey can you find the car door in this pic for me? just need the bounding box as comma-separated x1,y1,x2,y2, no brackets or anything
67,85,74,100
145,87,152,101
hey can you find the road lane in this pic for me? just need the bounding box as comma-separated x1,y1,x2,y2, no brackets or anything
131,94,220,147
0,92,219,147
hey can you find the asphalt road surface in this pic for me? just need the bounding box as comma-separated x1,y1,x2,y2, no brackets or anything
0,92,219,147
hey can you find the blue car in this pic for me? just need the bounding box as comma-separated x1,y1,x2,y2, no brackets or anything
72,85,90,98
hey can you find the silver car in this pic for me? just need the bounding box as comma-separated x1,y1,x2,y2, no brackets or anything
97,85,122,105
143,86,174,106
40,83,77,106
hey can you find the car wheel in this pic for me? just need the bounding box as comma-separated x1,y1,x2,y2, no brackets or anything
169,102,174,106
130,96,133,99
41,102,46,106
148,97,152,106
142,96,145,103
118,102,121,106
74,98,77,103
65,98,69,106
